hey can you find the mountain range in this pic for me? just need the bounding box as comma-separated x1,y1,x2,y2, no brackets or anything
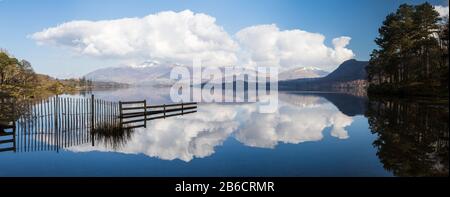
84,59,368,91
84,61,330,85
279,67,329,80
85,61,177,86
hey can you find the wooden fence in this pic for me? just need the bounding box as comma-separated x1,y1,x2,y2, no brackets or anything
0,97,16,152
0,95,197,153
119,101,197,129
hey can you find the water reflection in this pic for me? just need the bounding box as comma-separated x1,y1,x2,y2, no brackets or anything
69,93,354,161
365,98,449,176
1,90,448,176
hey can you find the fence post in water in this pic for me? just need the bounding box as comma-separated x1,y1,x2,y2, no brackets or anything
119,101,123,127
144,100,147,128
91,94,95,146
54,95,59,152
13,109,16,152
12,98,16,152
163,104,166,119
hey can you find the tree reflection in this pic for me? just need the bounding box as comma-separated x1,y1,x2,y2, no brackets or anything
366,97,449,176
0,96,35,122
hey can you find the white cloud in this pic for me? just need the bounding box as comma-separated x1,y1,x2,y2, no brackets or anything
235,24,354,71
31,10,355,71
31,10,240,67
434,5,449,19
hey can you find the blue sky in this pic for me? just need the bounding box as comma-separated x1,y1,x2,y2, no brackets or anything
0,0,448,78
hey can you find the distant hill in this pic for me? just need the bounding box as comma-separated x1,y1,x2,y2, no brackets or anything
321,59,368,82
279,67,329,80
84,61,181,86
279,59,369,91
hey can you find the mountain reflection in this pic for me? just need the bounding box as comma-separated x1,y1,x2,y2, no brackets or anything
69,93,354,161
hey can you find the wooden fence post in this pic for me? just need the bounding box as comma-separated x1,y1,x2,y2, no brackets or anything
54,95,59,152
91,94,95,146
144,100,147,128
12,101,16,152
163,104,166,119
12,98,16,152
119,101,123,127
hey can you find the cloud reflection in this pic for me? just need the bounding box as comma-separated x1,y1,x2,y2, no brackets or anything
69,95,353,162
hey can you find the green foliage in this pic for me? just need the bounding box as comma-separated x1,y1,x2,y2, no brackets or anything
0,51,94,98
367,2,449,97
0,52,37,88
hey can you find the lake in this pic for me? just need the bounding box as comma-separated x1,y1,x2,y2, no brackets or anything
0,87,448,177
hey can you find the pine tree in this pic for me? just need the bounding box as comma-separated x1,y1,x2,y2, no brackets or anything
367,2,448,96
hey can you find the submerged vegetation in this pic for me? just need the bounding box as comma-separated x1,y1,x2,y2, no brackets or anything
92,122,135,150
367,3,449,97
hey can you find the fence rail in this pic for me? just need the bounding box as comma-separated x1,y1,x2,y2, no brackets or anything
119,101,197,129
0,98,16,152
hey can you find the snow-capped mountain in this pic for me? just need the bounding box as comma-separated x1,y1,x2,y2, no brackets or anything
85,62,255,86
84,61,179,85
85,61,330,86
128,60,161,68
279,67,329,80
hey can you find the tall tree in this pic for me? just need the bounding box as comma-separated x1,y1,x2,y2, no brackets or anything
367,2,448,96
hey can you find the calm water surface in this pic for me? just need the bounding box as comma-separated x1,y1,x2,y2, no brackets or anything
0,87,448,176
